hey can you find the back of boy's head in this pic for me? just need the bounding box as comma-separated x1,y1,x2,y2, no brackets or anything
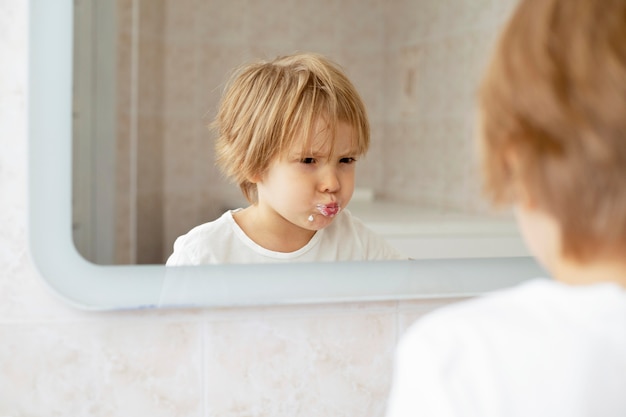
211,52,370,203
479,0,626,262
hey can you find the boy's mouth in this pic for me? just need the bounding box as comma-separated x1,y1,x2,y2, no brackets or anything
315,203,341,217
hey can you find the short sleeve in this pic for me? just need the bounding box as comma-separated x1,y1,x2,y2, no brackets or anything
165,234,196,266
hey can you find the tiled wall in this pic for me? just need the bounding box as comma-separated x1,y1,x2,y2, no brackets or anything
382,0,520,208
0,0,515,415
115,0,519,264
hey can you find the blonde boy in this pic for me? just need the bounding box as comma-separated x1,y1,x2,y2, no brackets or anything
386,0,626,415
167,53,405,265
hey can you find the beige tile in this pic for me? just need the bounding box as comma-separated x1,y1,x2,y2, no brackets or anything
137,38,165,117
339,48,386,123
356,121,385,193
203,311,396,417
445,0,493,32
138,0,166,41
200,0,248,43
163,0,201,42
385,0,417,46
493,0,522,23
197,43,251,112
415,0,450,39
115,0,134,36
245,0,296,47
0,321,203,416
336,0,385,50
162,115,201,192
289,0,339,48
162,39,200,118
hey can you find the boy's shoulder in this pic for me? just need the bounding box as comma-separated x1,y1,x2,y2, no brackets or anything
171,210,237,251
178,210,237,240
415,278,551,326
167,210,244,265
406,278,626,343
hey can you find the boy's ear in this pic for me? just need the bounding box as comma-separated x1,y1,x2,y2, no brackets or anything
248,172,263,184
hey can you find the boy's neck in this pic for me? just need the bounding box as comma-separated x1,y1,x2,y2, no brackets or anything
233,206,317,253
552,255,626,289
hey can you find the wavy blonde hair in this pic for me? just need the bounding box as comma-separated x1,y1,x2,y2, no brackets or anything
479,0,626,261
211,52,370,203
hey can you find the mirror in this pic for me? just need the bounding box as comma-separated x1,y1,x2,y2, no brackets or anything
29,0,544,310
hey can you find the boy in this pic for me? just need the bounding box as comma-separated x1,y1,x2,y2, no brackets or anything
385,0,626,415
167,53,405,265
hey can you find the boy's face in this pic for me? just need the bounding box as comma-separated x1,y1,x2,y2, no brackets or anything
255,120,359,232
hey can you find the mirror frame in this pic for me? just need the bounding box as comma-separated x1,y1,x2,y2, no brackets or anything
28,0,545,311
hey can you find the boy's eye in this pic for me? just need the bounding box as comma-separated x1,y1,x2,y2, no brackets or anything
340,157,356,164
300,157,316,164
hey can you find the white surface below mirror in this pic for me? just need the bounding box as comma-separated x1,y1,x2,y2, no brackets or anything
28,0,545,311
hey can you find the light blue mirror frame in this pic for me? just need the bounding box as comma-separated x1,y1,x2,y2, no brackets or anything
28,0,545,311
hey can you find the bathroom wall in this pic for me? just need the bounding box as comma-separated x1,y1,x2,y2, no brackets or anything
0,0,517,415
113,0,519,264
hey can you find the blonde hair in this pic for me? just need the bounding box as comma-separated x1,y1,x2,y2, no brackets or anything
479,0,626,261
211,52,370,203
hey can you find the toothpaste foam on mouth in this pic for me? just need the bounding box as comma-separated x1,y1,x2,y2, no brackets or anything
316,203,340,217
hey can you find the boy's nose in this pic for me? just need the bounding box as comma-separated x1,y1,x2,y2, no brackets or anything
320,168,340,193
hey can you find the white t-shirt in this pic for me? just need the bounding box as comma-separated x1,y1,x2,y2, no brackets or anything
385,278,626,417
166,209,406,265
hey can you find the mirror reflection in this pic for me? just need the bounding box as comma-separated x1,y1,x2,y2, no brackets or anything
165,51,411,265
73,0,516,265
